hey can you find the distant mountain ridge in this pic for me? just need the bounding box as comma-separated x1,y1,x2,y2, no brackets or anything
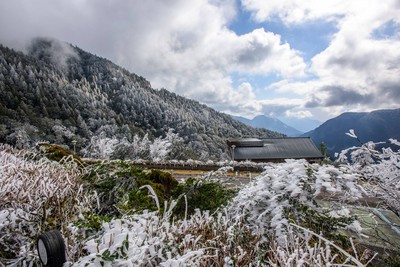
233,115,303,136
278,117,321,133
0,38,283,160
304,109,400,155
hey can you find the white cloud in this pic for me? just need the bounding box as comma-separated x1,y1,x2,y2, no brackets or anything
241,0,348,24
284,110,312,119
109,2,306,108
242,0,400,118
229,28,306,77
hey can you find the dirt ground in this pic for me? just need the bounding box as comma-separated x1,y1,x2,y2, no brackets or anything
165,169,260,188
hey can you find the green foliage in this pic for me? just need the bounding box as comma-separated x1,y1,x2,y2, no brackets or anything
82,161,144,216
81,160,236,218
118,186,160,214
285,199,354,249
76,214,112,232
36,142,83,164
173,178,237,217
114,170,181,214
146,170,178,199
82,162,183,216
319,142,331,162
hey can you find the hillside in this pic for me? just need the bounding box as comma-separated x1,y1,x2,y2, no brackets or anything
305,108,400,155
0,38,282,160
233,115,302,136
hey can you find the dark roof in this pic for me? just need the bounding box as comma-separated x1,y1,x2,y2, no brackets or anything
227,138,264,147
227,137,323,161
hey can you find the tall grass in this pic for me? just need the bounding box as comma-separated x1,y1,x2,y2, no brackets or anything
0,145,96,266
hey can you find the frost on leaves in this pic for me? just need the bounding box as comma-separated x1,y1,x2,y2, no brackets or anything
228,159,361,242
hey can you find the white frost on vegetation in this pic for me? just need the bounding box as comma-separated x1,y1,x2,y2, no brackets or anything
4,136,398,266
227,159,361,242
338,133,400,214
0,144,96,266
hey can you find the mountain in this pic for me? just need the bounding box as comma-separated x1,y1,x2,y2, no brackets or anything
0,38,283,160
278,117,322,133
233,115,303,136
304,109,400,155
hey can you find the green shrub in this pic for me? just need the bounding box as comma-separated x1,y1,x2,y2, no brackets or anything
81,161,145,216
82,162,182,216
77,214,112,232
172,178,237,217
36,143,83,164
146,170,179,199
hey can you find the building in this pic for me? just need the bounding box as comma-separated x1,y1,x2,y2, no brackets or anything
226,137,324,163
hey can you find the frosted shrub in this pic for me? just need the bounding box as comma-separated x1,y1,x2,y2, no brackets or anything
228,159,361,241
226,158,376,266
70,209,205,267
267,224,376,266
337,130,400,214
0,144,96,266
70,203,260,266
68,159,373,266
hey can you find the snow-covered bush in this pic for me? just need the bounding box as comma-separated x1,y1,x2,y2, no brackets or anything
69,160,373,266
337,130,400,215
225,158,380,266
228,159,361,241
0,144,96,266
69,202,260,266
266,224,376,266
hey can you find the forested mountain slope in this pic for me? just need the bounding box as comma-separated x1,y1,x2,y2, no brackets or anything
0,38,281,160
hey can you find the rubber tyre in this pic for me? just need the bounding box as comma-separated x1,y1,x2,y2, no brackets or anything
37,230,66,267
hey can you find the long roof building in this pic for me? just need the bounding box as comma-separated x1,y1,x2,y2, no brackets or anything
226,137,323,163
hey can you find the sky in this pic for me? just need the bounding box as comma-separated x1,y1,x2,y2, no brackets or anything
0,0,400,123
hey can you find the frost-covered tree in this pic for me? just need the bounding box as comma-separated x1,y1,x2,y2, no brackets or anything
149,135,171,162
82,130,187,162
52,124,75,144
83,132,119,159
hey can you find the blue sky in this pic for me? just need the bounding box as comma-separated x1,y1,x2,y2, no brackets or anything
0,0,399,124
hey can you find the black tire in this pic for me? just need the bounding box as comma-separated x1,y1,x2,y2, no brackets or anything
37,230,66,267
